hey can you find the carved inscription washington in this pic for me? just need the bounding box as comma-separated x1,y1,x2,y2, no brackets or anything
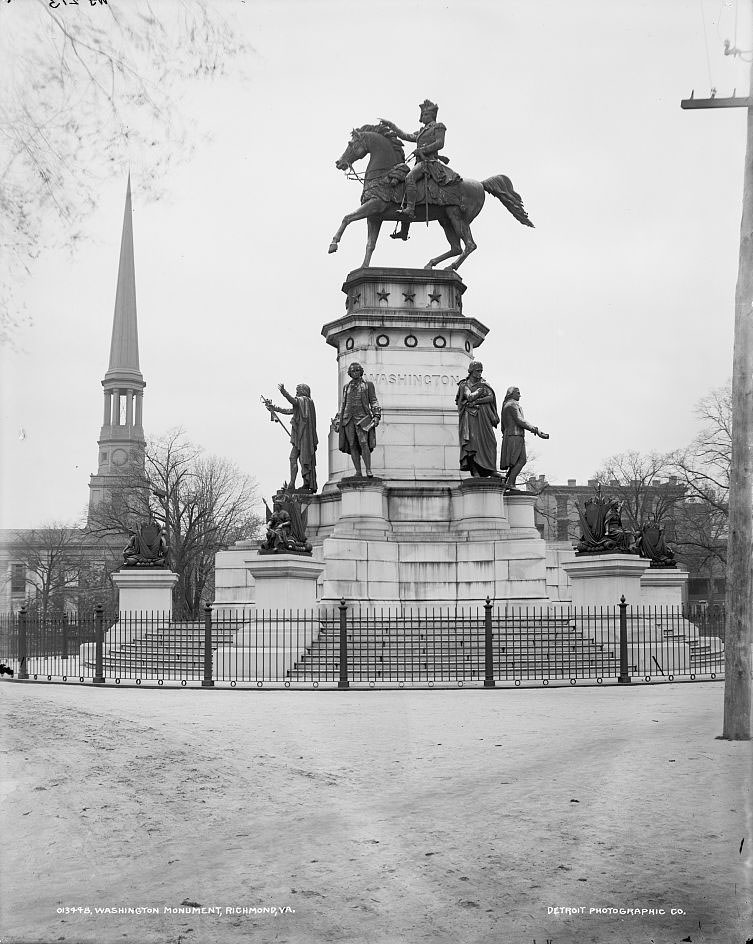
366,372,462,387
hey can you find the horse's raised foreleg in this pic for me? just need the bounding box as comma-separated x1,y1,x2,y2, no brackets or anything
328,199,387,254
363,215,384,268
424,212,463,268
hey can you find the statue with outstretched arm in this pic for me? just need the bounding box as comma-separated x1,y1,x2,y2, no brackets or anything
499,386,549,490
263,383,319,493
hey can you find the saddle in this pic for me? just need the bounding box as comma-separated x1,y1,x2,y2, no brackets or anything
363,161,464,208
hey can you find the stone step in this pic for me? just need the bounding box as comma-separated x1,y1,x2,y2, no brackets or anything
303,645,611,656
311,634,607,642
293,659,617,670
108,640,235,652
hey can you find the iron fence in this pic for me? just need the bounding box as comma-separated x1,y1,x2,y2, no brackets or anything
0,600,726,687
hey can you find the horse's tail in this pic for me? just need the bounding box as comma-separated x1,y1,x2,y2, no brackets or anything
482,175,534,228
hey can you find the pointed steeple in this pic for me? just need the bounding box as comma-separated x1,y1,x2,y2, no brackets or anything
88,177,147,526
106,174,142,382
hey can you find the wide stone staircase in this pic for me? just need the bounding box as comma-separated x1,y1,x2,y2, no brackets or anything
288,615,618,682
687,635,725,672
658,625,725,674
84,620,236,679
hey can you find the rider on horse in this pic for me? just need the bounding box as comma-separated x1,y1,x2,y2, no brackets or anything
380,99,461,221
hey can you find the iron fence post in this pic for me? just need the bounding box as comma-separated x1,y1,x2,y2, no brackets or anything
484,596,495,688
17,606,29,680
202,602,215,688
338,598,349,689
618,595,631,684
93,603,105,685
61,614,69,661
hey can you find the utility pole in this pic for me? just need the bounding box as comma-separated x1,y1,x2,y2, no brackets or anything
681,24,753,740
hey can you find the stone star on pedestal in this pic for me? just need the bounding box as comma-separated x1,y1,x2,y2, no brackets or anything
402,290,416,305
428,291,442,305
377,290,390,303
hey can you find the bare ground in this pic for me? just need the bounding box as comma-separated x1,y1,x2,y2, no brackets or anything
0,681,750,944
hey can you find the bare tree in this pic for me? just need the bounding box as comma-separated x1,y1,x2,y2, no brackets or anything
672,383,731,512
89,429,262,617
9,523,87,619
593,451,682,527
670,383,731,602
1,0,251,342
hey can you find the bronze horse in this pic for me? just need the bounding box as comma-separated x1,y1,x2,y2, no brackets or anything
329,124,534,270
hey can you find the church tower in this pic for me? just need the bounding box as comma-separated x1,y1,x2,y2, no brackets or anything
87,176,146,525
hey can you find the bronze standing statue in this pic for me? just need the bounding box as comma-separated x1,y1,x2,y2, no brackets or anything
456,361,501,478
499,387,549,490
329,99,534,270
333,362,381,478
263,383,319,493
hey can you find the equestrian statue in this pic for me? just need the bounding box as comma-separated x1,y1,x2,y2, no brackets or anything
329,99,534,270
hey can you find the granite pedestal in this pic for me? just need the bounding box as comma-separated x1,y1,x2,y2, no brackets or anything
562,554,648,607
81,567,179,663
640,566,689,607
213,554,325,680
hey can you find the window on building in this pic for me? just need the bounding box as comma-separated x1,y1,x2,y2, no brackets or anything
714,578,726,596
10,563,26,593
557,519,569,541
688,578,709,597
556,495,568,516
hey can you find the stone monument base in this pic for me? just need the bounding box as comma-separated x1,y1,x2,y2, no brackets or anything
561,555,691,608
111,567,179,615
304,479,548,609
213,554,325,680
244,554,325,610
640,567,689,607
80,568,178,664
562,554,648,607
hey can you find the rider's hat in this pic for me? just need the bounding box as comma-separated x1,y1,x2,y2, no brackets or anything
419,99,439,115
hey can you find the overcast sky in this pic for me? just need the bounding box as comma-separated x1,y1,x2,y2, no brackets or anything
1,0,750,528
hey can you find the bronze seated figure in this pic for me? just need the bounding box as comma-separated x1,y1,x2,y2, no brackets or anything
635,521,677,568
259,492,312,556
575,491,638,556
122,521,169,568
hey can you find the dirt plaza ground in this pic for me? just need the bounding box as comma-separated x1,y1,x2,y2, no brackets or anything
1,680,750,944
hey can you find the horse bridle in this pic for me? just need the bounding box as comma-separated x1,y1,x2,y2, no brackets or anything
342,129,367,183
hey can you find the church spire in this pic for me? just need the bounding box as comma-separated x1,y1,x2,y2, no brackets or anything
88,177,147,526
106,173,142,381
